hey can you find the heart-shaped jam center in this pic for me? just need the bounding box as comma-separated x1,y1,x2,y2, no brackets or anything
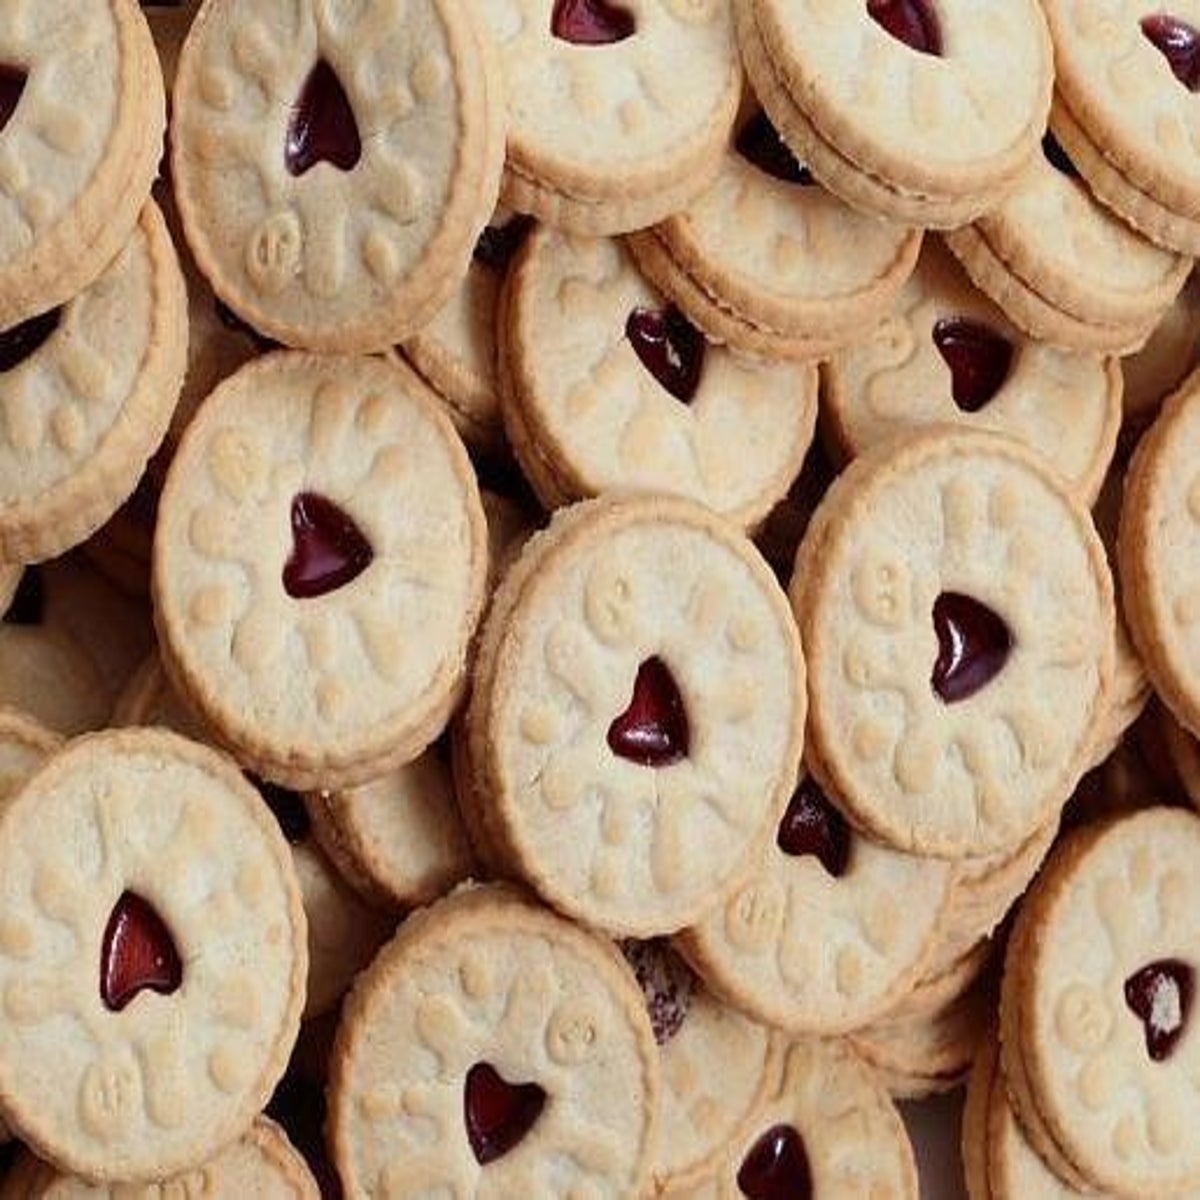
866,0,942,56
464,1063,547,1165
1142,15,1200,92
283,493,374,600
551,0,635,44
607,657,689,768
736,113,814,185
932,317,1014,413
737,1124,813,1200
100,892,183,1013
285,59,362,178
474,216,536,273
3,567,42,626
931,592,1013,704
247,773,312,844
0,308,61,374
777,777,851,878
627,306,706,404
1042,133,1079,179
0,65,27,136
622,939,696,1045
1125,959,1194,1061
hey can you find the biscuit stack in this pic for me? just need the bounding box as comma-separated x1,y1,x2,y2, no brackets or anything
0,0,1199,1196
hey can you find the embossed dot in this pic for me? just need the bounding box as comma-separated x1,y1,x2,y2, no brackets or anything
209,1045,253,1094
410,52,450,101
726,882,785,950
459,953,493,1000
363,231,400,282
50,405,85,453
189,586,234,629
520,704,560,745
546,999,605,1064
585,560,639,645
1056,984,1113,1054
852,719,891,762
246,211,303,295
836,945,864,995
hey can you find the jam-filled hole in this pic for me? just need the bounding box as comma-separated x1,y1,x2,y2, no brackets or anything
621,939,696,1046
626,306,706,404
1141,14,1200,92
1125,959,1194,1061
282,493,374,600
777,777,852,878
931,592,1013,704
100,892,183,1012
551,0,635,45
866,0,943,56
736,112,814,185
0,65,27,136
285,59,362,178
464,1062,547,1165
737,1124,813,1199
932,317,1014,413
0,308,62,375
607,657,690,767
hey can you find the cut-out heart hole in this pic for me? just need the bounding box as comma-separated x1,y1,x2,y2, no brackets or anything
3,566,43,626
1142,14,1200,92
1125,959,1194,1061
283,493,374,600
607,657,689,768
932,317,1014,413
931,592,1012,704
627,306,706,404
736,112,814,185
0,308,61,374
866,0,943,56
551,0,636,45
100,892,183,1013
777,777,852,878
1042,133,1079,178
0,65,27,137
474,216,536,273
737,1124,813,1200
285,59,362,178
464,1063,547,1165
247,773,312,844
621,939,696,1045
